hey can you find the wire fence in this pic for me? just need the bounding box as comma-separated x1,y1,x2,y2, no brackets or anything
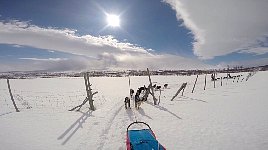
0,88,107,112
0,71,258,113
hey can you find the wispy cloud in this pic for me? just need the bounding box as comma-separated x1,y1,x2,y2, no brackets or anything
19,57,68,61
164,0,268,59
12,44,23,48
217,57,268,69
0,57,94,72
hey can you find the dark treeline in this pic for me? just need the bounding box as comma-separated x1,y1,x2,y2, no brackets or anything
1,65,268,79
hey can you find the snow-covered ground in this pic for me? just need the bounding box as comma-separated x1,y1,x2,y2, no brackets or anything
0,71,268,150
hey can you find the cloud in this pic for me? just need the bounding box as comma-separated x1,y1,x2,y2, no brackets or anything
163,0,268,59
0,53,212,72
0,20,149,57
3,53,210,72
19,57,68,61
0,19,212,72
217,57,268,69
238,37,268,55
12,44,23,48
98,53,212,70
240,47,268,55
0,57,100,72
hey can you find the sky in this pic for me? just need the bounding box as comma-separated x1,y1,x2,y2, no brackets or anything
0,0,268,72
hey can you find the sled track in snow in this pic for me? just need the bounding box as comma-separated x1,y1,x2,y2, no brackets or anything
74,98,143,149
96,100,125,150
96,100,143,149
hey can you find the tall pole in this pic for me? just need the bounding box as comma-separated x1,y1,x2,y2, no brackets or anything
128,75,134,107
204,74,207,90
181,86,185,96
7,79,19,112
213,72,216,88
191,75,198,93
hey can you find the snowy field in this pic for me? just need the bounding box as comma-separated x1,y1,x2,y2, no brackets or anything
0,71,268,150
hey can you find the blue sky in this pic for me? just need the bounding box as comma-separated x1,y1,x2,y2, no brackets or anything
0,0,268,72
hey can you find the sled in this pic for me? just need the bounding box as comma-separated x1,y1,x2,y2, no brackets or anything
126,121,166,150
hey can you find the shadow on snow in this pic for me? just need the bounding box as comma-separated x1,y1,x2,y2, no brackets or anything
57,109,92,145
177,96,207,103
146,101,182,119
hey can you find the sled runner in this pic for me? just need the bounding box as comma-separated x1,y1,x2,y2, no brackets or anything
126,121,166,150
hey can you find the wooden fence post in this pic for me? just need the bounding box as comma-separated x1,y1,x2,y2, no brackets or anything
204,74,207,90
147,68,158,105
84,73,95,111
158,89,162,105
191,75,198,93
213,73,216,88
171,83,187,101
221,77,223,86
181,84,186,96
7,79,19,112
69,72,97,111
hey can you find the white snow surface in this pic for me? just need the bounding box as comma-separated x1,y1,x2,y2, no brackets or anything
0,71,268,150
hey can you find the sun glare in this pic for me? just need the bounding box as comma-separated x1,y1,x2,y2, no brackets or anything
107,14,120,27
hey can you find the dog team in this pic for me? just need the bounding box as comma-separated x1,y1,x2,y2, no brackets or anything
124,84,168,109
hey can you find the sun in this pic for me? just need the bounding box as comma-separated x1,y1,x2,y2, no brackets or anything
106,14,120,27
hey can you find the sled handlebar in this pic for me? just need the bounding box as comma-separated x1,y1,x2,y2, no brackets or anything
127,121,152,131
